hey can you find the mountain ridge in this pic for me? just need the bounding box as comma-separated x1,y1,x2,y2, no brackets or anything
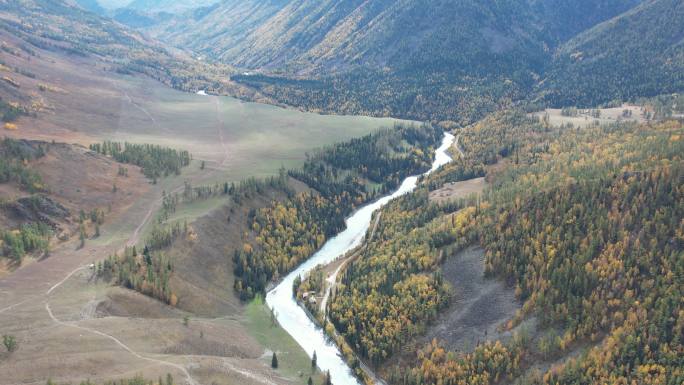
144,0,677,124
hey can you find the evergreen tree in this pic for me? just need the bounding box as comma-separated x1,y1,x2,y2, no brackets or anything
271,352,278,369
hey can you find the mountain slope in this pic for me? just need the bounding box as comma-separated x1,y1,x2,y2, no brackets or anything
172,0,555,124
527,0,641,43
150,0,650,123
0,0,256,111
148,0,289,56
126,0,219,14
541,0,684,106
73,0,106,14
158,0,548,73
158,0,641,74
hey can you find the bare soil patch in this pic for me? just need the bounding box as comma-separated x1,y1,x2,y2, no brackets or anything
533,105,647,128
95,287,184,319
31,142,149,217
421,246,520,352
429,177,486,204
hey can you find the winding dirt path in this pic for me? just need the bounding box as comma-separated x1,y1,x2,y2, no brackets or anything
122,91,172,134
214,97,231,167
454,133,465,158
40,244,199,385
319,212,382,313
45,301,198,385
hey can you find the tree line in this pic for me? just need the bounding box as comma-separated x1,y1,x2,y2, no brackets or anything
89,141,190,181
0,137,45,192
97,245,177,306
0,222,50,261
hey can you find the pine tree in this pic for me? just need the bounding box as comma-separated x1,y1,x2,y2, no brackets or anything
271,352,278,369
311,350,317,372
79,224,86,248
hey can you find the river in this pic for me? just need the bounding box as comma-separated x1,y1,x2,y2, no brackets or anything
265,132,456,385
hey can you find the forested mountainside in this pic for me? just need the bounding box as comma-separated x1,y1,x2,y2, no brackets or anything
153,0,637,73
146,0,676,124
541,0,684,107
124,0,218,13
0,0,241,103
7,0,681,124
526,0,641,43
316,112,684,384
147,0,289,54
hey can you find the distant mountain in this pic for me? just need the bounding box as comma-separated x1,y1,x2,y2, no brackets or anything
0,0,245,105
73,0,106,14
156,0,640,73
156,0,539,72
94,0,132,10
126,0,219,14
148,0,289,56
113,7,171,28
527,0,641,43
11,0,681,124
149,0,653,123
541,0,684,106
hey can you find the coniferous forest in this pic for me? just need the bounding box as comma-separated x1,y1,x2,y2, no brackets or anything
233,123,442,300
1,1,683,384
89,141,191,180
320,113,684,385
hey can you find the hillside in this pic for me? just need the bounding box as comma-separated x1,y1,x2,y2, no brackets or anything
0,0,245,108
221,0,550,124
155,0,640,73
148,0,289,55
1,1,683,384
301,111,684,384
126,0,218,13
0,138,150,276
541,0,684,107
147,0,650,123
91,0,131,9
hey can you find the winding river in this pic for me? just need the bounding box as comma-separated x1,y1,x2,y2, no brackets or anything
265,132,456,385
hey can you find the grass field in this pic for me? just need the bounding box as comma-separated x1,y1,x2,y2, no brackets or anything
2,26,413,182
243,296,325,385
107,76,413,181
532,105,646,128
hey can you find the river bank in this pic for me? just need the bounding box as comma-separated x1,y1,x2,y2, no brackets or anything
265,133,456,385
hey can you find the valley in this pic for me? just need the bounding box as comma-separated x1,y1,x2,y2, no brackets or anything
0,7,411,382
1,1,683,385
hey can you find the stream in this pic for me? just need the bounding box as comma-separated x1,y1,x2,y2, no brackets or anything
265,132,456,385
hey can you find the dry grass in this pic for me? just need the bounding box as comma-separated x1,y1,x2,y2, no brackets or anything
429,177,486,204
533,105,647,128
